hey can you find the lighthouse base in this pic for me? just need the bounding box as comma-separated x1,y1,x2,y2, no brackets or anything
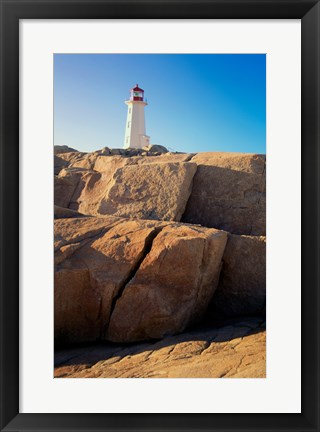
123,134,150,150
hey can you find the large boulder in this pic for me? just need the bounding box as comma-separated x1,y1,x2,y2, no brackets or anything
54,217,227,344
56,151,88,167
142,144,168,154
110,148,126,156
209,234,266,317
54,145,78,154
93,155,131,174
98,162,197,221
54,216,121,253
55,162,129,216
108,224,227,342
67,170,103,213
54,155,69,175
54,168,94,209
69,154,97,170
96,147,111,156
55,217,166,344
68,161,197,220
64,159,198,219
181,152,266,235
68,150,114,170
54,175,77,208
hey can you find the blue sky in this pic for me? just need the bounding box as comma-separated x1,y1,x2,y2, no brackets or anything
54,54,266,154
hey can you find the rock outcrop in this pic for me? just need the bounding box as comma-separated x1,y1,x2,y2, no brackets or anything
97,162,197,221
54,205,87,219
54,145,78,154
54,175,77,209
108,224,227,342
55,316,266,378
93,152,193,172
54,155,69,175
56,162,197,222
142,144,168,154
182,152,266,235
209,234,266,317
55,216,227,344
54,149,265,236
54,147,266,376
55,217,164,344
54,168,92,209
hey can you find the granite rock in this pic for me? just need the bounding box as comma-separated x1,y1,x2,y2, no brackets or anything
182,152,266,235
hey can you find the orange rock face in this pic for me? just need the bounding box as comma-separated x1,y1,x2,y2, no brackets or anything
98,162,197,221
54,150,266,236
54,316,266,378
55,217,227,344
209,233,266,317
55,217,166,344
53,149,266,378
55,159,197,222
182,152,266,235
108,225,227,342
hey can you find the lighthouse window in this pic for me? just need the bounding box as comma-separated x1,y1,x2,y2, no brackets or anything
129,108,131,114
127,121,131,128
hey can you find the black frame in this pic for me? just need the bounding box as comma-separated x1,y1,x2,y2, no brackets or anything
0,0,319,431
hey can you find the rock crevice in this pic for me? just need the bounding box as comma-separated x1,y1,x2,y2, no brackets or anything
108,226,164,329
55,216,228,344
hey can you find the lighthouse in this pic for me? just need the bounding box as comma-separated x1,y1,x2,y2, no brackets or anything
123,84,150,149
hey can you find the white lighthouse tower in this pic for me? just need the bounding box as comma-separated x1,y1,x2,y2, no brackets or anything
123,84,150,149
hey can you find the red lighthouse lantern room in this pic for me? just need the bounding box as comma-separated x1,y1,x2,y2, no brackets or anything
130,84,144,101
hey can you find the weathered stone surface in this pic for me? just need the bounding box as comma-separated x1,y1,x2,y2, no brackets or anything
93,155,131,174
55,216,166,344
99,162,197,221
55,152,266,232
68,171,105,214
93,153,192,173
54,205,87,219
97,147,111,156
108,225,227,342
210,234,266,317
56,167,99,213
68,161,197,219
54,145,78,154
69,153,101,170
54,175,77,208
58,165,133,217
64,158,137,215
54,216,120,252
54,155,69,175
142,144,168,154
55,151,85,168
110,148,126,156
182,152,266,235
69,156,94,170
55,148,168,172
54,168,94,209
54,316,266,378
191,152,265,173
53,150,267,355
57,150,111,170
55,217,228,344
136,152,193,165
